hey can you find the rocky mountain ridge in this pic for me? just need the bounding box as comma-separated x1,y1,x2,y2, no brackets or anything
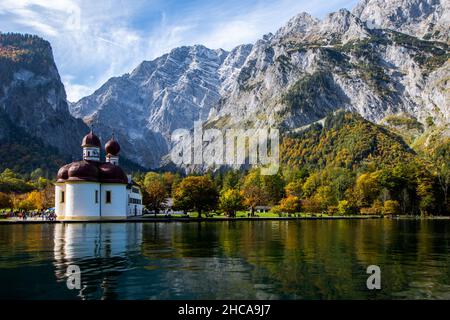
59,0,450,168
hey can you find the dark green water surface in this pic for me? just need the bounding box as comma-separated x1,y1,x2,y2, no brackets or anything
0,220,449,299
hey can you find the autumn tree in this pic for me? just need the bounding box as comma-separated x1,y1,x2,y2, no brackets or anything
219,189,244,217
312,185,336,211
41,184,55,209
302,172,321,198
162,172,179,195
143,172,167,214
383,200,400,215
337,200,351,215
278,195,301,214
285,180,303,197
172,176,218,218
354,172,380,208
16,191,43,211
0,192,12,209
241,169,268,215
417,179,435,216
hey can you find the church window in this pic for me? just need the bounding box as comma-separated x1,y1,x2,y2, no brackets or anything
61,191,65,203
106,191,112,203
95,190,98,203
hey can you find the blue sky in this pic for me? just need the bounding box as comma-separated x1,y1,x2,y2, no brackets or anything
0,0,358,101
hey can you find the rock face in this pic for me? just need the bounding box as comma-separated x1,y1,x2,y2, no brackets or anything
0,33,89,160
353,0,450,42
207,8,449,132
71,0,449,169
70,45,252,168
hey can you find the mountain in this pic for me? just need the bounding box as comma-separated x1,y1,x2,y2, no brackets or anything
353,0,450,42
0,33,144,175
70,45,252,168
0,33,89,160
207,8,448,133
71,0,449,170
0,106,66,175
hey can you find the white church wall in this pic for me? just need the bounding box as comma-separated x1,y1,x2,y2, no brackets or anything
101,184,127,218
83,147,100,161
64,182,100,219
54,183,65,217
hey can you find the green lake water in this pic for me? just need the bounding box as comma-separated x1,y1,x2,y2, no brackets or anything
0,219,449,299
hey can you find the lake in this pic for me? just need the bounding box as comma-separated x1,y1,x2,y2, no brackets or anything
0,219,449,299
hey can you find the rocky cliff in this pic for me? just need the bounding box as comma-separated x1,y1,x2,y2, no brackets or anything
0,33,89,161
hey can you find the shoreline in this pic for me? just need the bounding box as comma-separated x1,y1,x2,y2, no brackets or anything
0,215,449,224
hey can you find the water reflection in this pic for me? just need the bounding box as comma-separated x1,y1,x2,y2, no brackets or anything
53,223,142,299
0,220,449,299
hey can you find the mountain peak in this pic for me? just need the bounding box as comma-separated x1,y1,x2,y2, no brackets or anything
274,12,319,39
317,8,370,43
353,0,449,42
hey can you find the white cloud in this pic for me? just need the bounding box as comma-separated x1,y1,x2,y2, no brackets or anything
64,83,93,102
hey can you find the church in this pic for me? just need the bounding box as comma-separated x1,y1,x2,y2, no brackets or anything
55,130,143,220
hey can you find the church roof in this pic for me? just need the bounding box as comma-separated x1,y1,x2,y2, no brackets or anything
105,137,120,156
81,131,101,148
99,162,128,184
57,160,128,184
57,129,128,184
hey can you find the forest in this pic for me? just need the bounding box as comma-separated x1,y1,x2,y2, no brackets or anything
1,112,449,217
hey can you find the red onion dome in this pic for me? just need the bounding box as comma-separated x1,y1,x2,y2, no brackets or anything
99,162,128,184
56,163,71,182
105,138,120,156
67,160,99,182
81,130,101,148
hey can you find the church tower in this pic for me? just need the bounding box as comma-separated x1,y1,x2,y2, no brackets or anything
105,133,120,165
82,129,101,161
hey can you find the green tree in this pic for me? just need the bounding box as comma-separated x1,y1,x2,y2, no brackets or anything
0,169,33,193
30,168,45,181
328,168,354,201
262,172,285,205
432,140,450,213
222,170,241,191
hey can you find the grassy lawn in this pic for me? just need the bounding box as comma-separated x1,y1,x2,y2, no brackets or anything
143,211,337,219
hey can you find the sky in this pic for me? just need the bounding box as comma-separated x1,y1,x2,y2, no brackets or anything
0,0,359,102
